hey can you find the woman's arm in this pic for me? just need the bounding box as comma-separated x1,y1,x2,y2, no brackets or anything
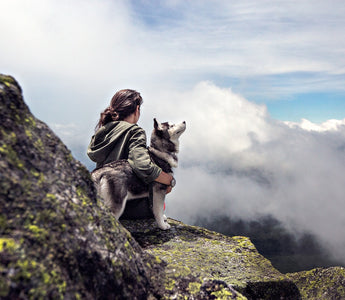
127,127,162,183
127,126,174,192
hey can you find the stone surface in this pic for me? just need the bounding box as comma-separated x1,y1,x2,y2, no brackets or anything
1,74,344,299
121,218,301,299
0,74,165,299
286,267,345,300
0,74,243,299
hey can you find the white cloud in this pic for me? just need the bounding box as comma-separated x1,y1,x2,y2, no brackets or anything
285,118,345,132
144,81,273,163
2,0,345,98
162,82,345,263
1,0,345,264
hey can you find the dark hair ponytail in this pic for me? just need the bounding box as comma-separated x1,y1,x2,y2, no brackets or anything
96,89,143,130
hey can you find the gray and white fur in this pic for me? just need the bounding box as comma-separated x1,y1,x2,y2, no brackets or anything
91,119,186,230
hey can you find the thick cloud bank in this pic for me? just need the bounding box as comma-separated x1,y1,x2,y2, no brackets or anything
159,82,345,263
2,0,345,265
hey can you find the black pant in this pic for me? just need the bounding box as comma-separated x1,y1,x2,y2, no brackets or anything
119,197,154,220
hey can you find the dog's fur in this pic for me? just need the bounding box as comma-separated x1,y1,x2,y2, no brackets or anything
91,119,186,230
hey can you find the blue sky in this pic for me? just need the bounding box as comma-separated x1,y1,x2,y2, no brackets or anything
2,0,345,262
1,0,345,126
267,92,345,122
128,0,345,122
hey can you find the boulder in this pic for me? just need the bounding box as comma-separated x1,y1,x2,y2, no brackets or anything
286,267,345,300
0,74,243,299
0,74,164,299
121,218,300,299
1,74,344,299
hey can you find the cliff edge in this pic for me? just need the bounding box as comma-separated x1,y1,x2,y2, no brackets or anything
0,74,344,299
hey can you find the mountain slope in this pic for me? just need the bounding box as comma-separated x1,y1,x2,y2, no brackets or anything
1,74,344,299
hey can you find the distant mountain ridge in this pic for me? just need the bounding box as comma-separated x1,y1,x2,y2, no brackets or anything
195,214,344,274
1,74,344,299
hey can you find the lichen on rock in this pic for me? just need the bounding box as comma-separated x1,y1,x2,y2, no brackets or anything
121,218,300,299
1,74,344,300
0,74,247,299
286,267,345,300
0,74,166,299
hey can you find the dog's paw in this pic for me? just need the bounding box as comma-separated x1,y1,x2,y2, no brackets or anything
170,161,178,168
163,214,167,221
158,221,171,230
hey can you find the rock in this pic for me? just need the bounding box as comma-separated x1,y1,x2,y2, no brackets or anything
1,74,344,299
0,74,243,299
121,218,301,299
0,74,165,299
286,267,345,299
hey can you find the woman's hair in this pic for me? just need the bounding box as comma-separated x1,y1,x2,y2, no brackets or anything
96,89,143,129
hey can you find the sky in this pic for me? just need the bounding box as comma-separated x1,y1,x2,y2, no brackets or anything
1,0,345,263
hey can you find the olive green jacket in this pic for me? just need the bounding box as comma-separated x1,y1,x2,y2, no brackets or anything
87,121,162,184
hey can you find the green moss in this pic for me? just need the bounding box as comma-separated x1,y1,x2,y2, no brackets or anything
45,193,57,201
33,138,44,153
14,259,66,300
25,224,49,241
0,74,17,86
0,129,17,144
76,186,92,206
122,219,299,298
188,281,202,295
0,238,17,252
169,264,192,278
148,232,277,290
16,259,37,279
286,267,345,299
155,256,162,264
211,288,236,299
124,240,130,248
164,277,176,291
0,144,25,170
25,128,33,139
24,116,36,127
30,169,45,186
75,292,82,300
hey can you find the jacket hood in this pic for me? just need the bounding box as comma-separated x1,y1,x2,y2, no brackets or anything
87,121,136,163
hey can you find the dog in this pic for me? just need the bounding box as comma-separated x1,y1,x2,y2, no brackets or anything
91,119,186,230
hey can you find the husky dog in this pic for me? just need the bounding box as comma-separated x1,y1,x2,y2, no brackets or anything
91,119,186,230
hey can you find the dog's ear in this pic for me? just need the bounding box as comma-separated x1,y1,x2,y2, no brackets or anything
153,118,165,138
154,118,161,130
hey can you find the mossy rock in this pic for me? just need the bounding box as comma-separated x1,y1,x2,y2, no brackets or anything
121,218,301,299
1,74,343,299
286,267,345,299
0,74,166,299
0,74,247,299
0,74,22,93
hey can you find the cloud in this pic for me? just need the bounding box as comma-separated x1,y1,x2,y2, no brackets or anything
160,82,345,263
285,118,345,132
2,1,345,96
36,80,345,264
1,0,345,264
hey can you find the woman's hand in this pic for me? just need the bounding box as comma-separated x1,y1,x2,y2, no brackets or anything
155,171,174,194
166,186,172,194
155,171,173,185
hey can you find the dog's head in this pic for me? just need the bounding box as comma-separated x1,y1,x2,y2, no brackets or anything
154,118,186,140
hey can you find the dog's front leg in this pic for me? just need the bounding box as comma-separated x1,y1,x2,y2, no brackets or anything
152,184,170,230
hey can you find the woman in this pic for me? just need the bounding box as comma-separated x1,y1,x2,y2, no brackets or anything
87,89,174,217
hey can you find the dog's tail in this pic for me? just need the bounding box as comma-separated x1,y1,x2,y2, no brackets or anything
93,171,128,219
